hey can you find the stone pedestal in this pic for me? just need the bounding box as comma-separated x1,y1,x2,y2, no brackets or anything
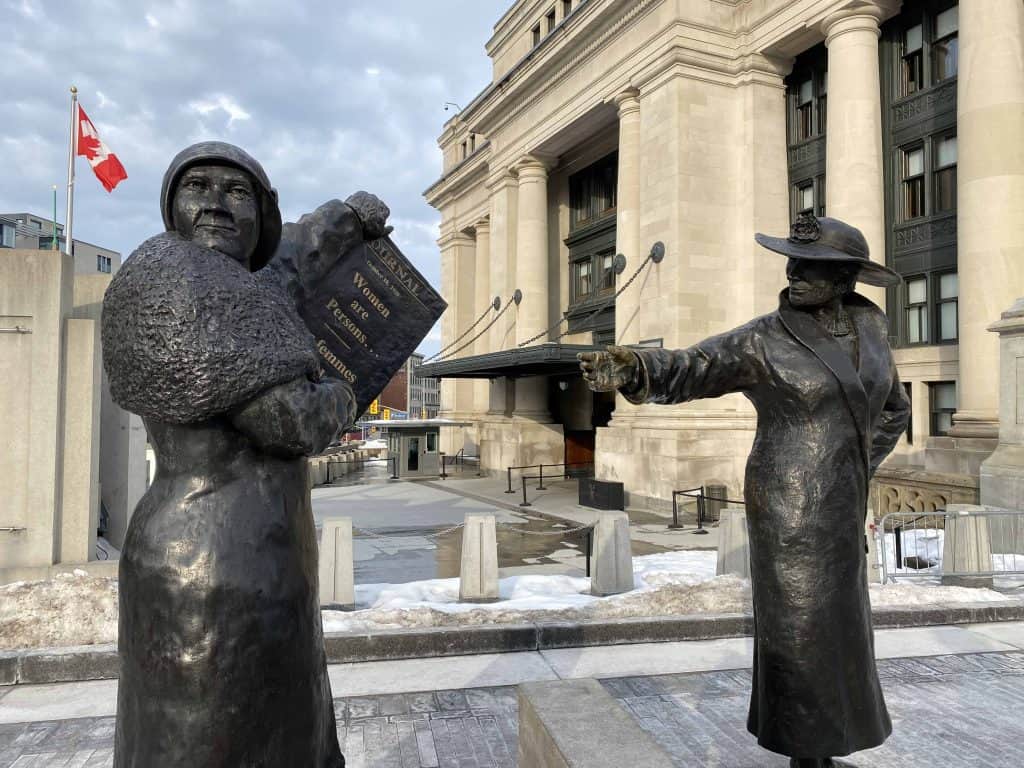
590,511,633,596
941,505,994,588
319,517,355,609
715,509,750,579
981,298,1024,512
459,513,499,602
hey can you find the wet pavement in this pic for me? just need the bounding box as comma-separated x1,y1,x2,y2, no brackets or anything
311,464,670,590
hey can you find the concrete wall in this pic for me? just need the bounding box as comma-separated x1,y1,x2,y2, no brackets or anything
0,249,74,572
73,275,148,550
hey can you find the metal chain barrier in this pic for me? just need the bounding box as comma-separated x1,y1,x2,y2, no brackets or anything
496,521,594,536
353,523,467,541
423,295,501,363
517,241,665,348
431,290,521,363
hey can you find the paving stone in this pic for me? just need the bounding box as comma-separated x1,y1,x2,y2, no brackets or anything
2,654,1023,766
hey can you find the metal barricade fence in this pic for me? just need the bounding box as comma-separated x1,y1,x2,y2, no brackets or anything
878,507,1024,583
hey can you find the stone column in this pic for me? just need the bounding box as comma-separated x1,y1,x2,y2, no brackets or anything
822,4,888,307
614,90,642,345
487,171,517,416
980,298,1024,511
437,229,459,425
515,156,551,347
473,218,492,415
950,0,1024,442
514,156,552,421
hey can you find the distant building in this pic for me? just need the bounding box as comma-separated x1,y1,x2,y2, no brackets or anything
408,352,441,419
0,212,121,275
353,353,441,438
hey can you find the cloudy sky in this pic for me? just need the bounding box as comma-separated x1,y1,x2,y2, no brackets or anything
3,0,509,354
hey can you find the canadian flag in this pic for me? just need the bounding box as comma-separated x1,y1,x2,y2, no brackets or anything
76,105,127,192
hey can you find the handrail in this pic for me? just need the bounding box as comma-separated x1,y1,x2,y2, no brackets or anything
505,461,595,494
670,486,745,532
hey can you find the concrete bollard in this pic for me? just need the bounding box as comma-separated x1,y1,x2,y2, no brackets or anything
590,511,633,596
319,517,355,609
716,508,751,579
942,504,994,588
459,513,500,602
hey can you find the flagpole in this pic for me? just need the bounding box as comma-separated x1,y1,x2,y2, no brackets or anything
64,85,77,256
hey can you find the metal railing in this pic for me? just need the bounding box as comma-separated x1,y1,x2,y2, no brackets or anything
439,448,482,479
504,461,595,496
671,486,745,532
878,507,1024,583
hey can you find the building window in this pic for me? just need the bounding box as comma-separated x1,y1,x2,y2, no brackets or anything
562,0,572,18
572,259,592,301
532,24,541,47
0,223,13,247
426,433,437,452
795,78,813,142
906,276,928,343
932,6,959,83
569,152,617,230
97,254,112,273
901,146,926,220
469,134,476,153
934,134,957,212
546,7,556,33
817,72,828,134
796,182,814,215
936,271,958,341
461,141,467,160
929,381,956,435
598,251,615,293
902,23,924,95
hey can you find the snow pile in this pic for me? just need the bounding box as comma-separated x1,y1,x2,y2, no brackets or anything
1,551,1020,649
0,570,118,650
323,551,744,633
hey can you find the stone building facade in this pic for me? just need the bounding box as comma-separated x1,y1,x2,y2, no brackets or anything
421,0,1024,511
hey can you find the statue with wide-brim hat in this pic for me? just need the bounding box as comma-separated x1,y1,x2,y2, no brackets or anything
578,213,909,767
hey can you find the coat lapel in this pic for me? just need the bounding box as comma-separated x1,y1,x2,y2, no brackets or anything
777,290,871,473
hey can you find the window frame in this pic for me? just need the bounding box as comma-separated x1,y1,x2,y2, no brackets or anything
901,144,927,222
933,133,957,213
929,380,957,436
905,275,929,345
935,270,958,342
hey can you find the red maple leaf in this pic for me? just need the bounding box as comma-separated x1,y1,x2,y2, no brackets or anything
78,132,102,161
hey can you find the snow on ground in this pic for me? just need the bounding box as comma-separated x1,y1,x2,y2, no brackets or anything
1,552,1019,650
880,530,1024,576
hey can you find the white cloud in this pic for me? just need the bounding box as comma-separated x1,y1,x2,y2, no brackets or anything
187,94,251,127
144,12,159,28
365,66,380,76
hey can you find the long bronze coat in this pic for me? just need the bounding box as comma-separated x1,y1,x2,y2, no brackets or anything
629,290,909,758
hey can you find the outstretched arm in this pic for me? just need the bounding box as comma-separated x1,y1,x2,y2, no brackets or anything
581,322,767,405
869,363,910,476
230,376,356,458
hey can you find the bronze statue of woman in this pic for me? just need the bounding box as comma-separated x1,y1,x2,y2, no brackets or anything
102,142,387,767
580,214,910,768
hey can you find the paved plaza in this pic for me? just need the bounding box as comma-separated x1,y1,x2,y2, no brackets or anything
3,623,1024,767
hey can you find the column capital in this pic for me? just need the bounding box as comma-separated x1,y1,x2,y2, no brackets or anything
613,88,640,118
474,217,491,236
821,1,894,43
513,154,555,179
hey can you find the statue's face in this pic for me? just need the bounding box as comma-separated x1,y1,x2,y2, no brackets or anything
172,164,260,269
786,258,854,307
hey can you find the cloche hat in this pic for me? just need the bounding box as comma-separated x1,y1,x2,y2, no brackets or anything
160,141,282,271
755,213,901,288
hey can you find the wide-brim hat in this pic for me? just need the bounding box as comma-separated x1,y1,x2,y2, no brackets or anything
160,141,282,271
755,214,901,288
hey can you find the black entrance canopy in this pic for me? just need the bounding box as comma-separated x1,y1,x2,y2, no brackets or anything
415,343,603,379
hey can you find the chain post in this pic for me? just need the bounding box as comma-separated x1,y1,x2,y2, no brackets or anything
536,463,546,491
693,487,709,535
520,476,532,507
440,452,447,480
669,491,684,529
505,466,515,493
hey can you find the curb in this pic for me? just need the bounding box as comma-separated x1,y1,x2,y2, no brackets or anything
3,601,1022,687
